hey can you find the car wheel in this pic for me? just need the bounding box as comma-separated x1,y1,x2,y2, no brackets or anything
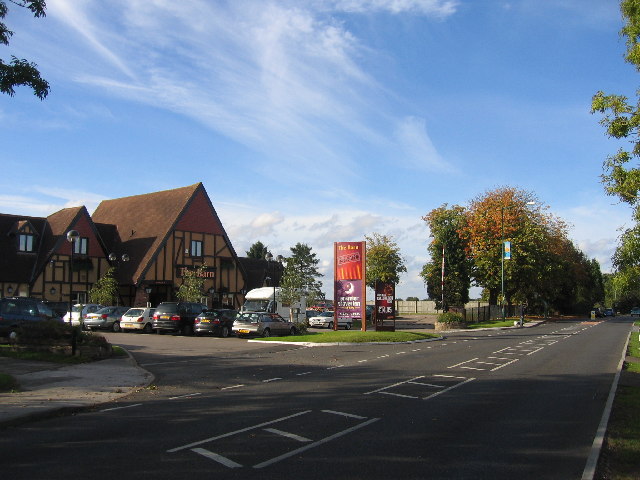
328,321,334,329
262,328,271,338
155,329,163,335
344,323,352,330
290,326,297,335
221,326,230,338
112,322,121,333
143,323,153,334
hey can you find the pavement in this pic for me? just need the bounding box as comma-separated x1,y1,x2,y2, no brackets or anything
0,351,154,428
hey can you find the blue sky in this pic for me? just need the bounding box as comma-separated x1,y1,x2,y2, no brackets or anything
0,0,636,300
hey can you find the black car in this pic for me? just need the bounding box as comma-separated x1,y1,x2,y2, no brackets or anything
0,297,61,335
194,309,237,337
152,301,207,335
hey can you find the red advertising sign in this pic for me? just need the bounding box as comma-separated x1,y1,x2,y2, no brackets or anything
375,281,396,332
334,242,366,331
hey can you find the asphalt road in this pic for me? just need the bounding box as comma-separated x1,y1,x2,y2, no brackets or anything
1,317,633,480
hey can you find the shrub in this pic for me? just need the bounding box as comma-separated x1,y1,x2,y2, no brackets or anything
294,322,308,335
14,320,73,344
437,311,465,324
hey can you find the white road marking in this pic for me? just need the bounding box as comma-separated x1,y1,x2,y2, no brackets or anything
263,378,282,383
322,410,366,419
296,372,313,376
264,428,312,443
221,384,244,390
490,359,519,371
169,393,202,400
423,378,475,400
192,448,243,468
168,410,312,453
364,376,425,395
100,403,142,412
447,358,479,369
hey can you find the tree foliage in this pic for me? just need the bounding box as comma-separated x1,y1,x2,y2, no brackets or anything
279,243,324,307
0,0,49,99
88,268,119,306
365,233,407,289
246,241,268,259
420,204,471,309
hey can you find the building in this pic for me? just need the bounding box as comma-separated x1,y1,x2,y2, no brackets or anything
0,183,248,309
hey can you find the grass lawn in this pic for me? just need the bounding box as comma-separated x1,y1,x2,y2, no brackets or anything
253,330,438,343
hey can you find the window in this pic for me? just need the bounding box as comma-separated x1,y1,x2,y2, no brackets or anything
191,240,202,257
18,234,34,252
74,237,88,255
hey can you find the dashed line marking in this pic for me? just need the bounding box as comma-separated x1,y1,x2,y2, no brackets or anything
322,410,366,419
192,448,243,468
100,403,143,412
169,393,202,400
221,384,244,390
263,378,282,383
264,428,312,443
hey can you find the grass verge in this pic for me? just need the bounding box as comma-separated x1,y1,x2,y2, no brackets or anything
252,331,438,343
596,322,640,480
0,344,90,364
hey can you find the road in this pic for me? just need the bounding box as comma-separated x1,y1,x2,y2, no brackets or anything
0,316,633,480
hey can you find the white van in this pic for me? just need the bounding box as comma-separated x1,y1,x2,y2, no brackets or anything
242,287,306,322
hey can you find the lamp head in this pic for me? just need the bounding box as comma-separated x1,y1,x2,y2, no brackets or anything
66,230,79,243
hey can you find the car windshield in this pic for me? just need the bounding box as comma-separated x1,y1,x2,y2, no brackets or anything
96,307,114,314
125,309,144,316
243,300,270,311
72,304,83,313
155,304,179,314
320,312,333,317
236,313,260,323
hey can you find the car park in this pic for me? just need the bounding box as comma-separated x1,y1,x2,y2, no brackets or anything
0,297,61,335
120,307,156,333
308,311,352,329
232,312,297,338
152,301,207,335
83,306,130,332
194,309,237,337
63,303,103,327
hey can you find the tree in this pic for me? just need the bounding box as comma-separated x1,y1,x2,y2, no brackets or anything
0,0,49,99
459,187,569,309
88,268,119,306
246,241,268,259
420,204,471,309
365,233,407,289
176,264,208,302
279,243,324,308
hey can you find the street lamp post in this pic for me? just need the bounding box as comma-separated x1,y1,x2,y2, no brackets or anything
66,230,80,326
108,252,129,305
499,201,536,322
265,253,284,313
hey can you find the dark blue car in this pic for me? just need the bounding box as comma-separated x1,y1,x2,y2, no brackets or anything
0,297,61,335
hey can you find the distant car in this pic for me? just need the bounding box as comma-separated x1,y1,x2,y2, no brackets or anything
152,301,208,335
592,307,604,318
194,309,237,337
232,312,297,338
120,307,156,333
631,307,640,317
603,308,615,317
0,297,61,336
83,306,130,332
63,303,103,327
308,311,352,330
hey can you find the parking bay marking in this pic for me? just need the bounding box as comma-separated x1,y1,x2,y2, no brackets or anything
169,409,379,469
364,374,474,400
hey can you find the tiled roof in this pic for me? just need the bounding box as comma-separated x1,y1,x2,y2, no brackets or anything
0,213,48,283
91,183,201,285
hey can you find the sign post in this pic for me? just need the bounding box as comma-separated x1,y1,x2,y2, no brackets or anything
375,281,395,332
334,241,366,331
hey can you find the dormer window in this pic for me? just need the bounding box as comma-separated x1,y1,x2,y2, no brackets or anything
18,234,34,252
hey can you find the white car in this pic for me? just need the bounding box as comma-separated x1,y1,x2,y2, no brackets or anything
120,307,156,333
308,311,351,330
63,303,103,327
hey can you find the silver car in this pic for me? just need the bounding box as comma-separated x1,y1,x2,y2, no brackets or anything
83,306,129,332
120,307,156,333
232,312,298,338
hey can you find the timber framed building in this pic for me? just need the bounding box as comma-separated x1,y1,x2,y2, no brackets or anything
0,183,248,309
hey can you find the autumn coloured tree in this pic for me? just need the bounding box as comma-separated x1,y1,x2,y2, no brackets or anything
420,204,471,309
459,187,569,309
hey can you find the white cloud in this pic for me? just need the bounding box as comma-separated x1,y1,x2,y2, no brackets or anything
394,116,455,172
326,0,459,16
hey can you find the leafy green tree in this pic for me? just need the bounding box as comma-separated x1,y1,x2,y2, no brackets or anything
279,243,324,307
88,268,119,305
246,241,268,259
421,204,471,309
176,264,208,302
0,0,49,99
365,233,407,289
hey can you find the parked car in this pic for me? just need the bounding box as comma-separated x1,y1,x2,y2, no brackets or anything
83,306,130,332
44,301,69,318
232,312,298,338
120,307,156,333
63,303,103,327
603,308,616,317
194,309,237,337
152,301,208,335
308,311,352,330
0,297,61,336
631,307,640,317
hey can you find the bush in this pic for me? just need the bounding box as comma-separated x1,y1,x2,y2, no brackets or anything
437,312,465,324
14,320,74,344
294,322,308,335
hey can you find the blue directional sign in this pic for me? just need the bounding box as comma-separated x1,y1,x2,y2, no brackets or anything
504,241,511,260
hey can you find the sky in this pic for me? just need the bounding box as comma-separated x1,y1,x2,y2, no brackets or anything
0,0,637,300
